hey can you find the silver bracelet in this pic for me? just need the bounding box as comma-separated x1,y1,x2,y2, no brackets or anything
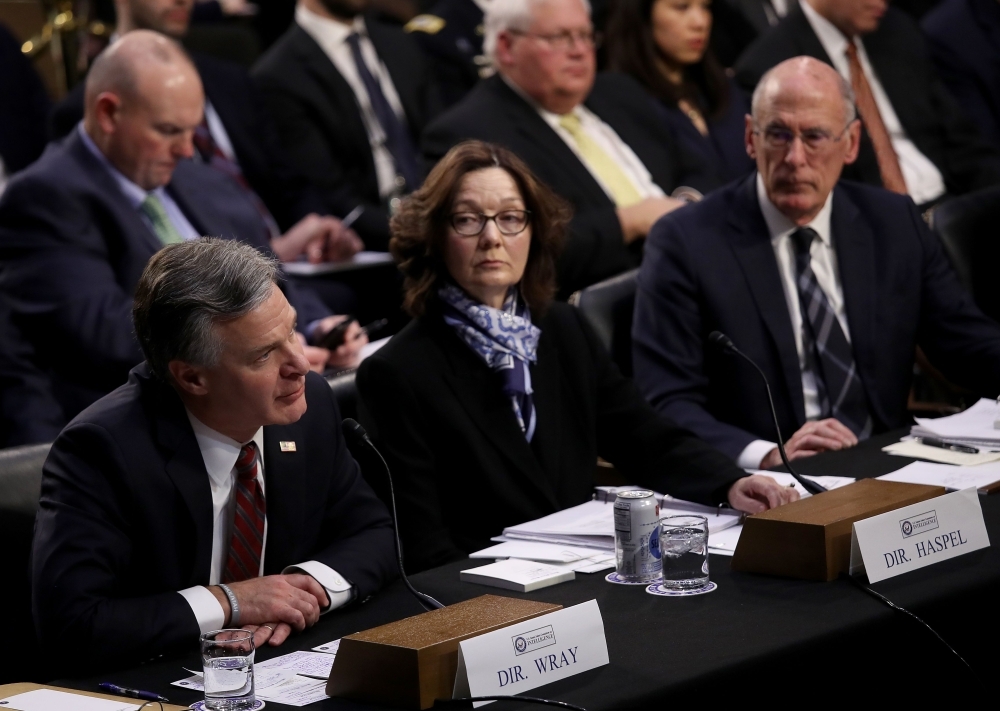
218,583,240,626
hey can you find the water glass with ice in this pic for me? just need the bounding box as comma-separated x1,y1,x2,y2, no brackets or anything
201,629,255,710
659,515,709,590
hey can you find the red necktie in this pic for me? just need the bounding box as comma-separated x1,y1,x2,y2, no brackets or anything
222,442,266,583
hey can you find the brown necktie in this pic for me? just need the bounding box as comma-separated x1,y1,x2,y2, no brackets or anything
844,42,907,195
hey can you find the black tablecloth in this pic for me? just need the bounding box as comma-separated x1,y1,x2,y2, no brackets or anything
63,432,992,707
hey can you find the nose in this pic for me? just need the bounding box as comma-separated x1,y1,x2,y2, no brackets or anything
175,131,195,160
783,135,809,166
283,338,311,378
478,218,503,248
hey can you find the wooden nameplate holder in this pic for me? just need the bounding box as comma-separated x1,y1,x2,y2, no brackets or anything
731,478,946,581
326,594,561,709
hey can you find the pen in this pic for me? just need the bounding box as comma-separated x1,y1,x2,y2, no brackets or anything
916,437,979,454
97,682,170,703
341,205,364,230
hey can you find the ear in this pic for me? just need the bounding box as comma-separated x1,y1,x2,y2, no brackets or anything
495,30,517,69
744,114,757,160
168,360,211,397
842,118,862,165
94,92,122,136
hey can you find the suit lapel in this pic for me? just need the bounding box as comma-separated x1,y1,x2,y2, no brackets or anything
787,5,834,63
433,317,560,510
727,177,806,423
261,421,307,573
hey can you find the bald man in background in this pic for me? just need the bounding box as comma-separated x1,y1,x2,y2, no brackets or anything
0,32,364,434
633,57,1000,469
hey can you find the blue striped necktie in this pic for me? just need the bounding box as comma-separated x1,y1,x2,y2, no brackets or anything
791,227,873,438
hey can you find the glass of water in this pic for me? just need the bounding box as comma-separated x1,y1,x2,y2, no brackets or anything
201,629,255,710
659,515,709,590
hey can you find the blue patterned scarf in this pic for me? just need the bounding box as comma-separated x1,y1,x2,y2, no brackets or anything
439,283,541,441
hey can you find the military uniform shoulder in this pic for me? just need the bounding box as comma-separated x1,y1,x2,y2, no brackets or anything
405,13,447,35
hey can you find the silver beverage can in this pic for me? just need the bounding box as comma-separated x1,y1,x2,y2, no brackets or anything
614,490,662,583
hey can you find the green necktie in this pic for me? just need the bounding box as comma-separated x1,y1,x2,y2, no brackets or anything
558,112,643,208
140,193,184,246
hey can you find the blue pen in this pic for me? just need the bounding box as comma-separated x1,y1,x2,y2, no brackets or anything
98,682,170,703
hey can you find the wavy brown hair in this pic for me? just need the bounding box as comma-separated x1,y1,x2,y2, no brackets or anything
390,141,571,318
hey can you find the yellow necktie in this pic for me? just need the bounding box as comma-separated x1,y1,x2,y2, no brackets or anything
558,113,643,207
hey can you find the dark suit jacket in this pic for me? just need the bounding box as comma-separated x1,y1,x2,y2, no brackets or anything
32,366,396,673
50,51,332,234
734,5,1000,197
0,23,50,176
253,20,443,251
357,301,746,573
407,0,484,107
923,0,1000,150
422,74,719,297
0,131,329,424
633,175,1000,461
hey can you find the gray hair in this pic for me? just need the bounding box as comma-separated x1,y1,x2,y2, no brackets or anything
132,238,279,379
483,0,592,67
751,58,857,126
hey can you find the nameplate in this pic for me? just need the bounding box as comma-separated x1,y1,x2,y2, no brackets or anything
849,488,990,583
452,600,609,705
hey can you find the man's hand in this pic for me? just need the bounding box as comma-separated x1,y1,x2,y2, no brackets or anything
270,214,363,264
727,474,800,514
312,315,369,370
759,418,858,470
616,197,685,244
210,574,329,632
243,621,293,648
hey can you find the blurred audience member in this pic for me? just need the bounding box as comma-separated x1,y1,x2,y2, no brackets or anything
0,32,365,428
405,0,489,107
735,0,1000,207
423,0,718,297
51,0,368,262
253,0,442,251
357,141,796,572
733,0,798,32
704,0,759,68
607,0,754,183
0,24,51,195
923,0,1000,150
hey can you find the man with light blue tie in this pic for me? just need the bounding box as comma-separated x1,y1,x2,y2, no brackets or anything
0,31,359,430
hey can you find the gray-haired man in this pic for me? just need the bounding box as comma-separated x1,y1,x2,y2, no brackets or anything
32,238,397,674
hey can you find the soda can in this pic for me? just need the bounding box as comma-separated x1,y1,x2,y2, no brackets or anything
613,490,662,583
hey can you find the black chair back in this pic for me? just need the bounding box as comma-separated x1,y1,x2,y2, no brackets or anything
327,370,358,422
933,186,1000,323
569,269,639,376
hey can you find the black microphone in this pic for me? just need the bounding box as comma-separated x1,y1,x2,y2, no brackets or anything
707,331,827,495
341,418,445,611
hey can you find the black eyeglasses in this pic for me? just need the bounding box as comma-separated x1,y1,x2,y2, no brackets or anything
449,210,532,236
508,29,603,51
752,122,852,153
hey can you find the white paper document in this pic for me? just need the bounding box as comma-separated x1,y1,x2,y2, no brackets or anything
878,460,1000,493
0,690,139,711
461,558,575,592
282,251,394,275
312,638,341,655
746,471,855,496
707,524,743,557
911,398,1000,446
256,650,335,679
470,541,608,563
172,651,334,706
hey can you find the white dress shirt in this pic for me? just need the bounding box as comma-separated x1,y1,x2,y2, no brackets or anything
296,5,408,199
203,101,237,161
736,174,852,469
800,1,946,205
77,123,201,241
177,413,353,634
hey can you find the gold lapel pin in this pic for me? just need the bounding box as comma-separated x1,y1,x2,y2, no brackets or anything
279,441,297,452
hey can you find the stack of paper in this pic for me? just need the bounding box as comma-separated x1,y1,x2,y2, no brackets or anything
878,460,1000,494
469,541,616,573
911,398,1000,448
460,558,576,592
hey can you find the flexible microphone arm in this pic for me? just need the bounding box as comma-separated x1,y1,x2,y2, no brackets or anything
342,418,445,611
707,331,827,495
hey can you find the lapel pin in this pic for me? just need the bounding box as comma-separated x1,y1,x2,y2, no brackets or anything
279,441,297,452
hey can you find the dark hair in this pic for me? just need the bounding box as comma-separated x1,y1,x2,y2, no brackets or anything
390,141,571,318
132,238,279,380
605,0,729,120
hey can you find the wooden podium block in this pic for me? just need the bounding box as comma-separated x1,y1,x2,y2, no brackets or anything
731,479,946,581
326,594,561,709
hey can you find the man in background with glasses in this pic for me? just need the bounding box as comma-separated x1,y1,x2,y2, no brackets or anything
633,56,1000,471
422,0,718,298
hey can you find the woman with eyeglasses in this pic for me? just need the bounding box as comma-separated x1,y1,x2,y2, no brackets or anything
356,140,797,573
605,0,754,183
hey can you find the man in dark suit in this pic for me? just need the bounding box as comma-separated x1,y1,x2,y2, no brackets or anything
0,23,51,189
50,0,371,254
0,32,364,431
923,0,1000,150
633,57,1000,470
422,0,717,297
404,0,487,107
732,0,799,33
253,0,442,251
32,238,397,673
734,0,1000,206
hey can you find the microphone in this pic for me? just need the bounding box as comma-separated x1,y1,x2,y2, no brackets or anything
342,418,445,611
707,331,827,495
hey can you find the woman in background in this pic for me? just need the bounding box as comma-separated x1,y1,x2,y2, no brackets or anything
606,0,754,183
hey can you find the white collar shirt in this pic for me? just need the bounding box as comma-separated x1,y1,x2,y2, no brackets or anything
800,1,946,205
77,123,201,241
296,5,407,199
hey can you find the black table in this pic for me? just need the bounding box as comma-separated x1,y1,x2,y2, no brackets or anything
65,432,993,707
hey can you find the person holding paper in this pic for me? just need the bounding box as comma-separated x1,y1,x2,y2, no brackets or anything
356,140,797,573
32,239,397,673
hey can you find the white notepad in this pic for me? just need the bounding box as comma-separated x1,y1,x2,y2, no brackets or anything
0,689,139,711
460,558,576,592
